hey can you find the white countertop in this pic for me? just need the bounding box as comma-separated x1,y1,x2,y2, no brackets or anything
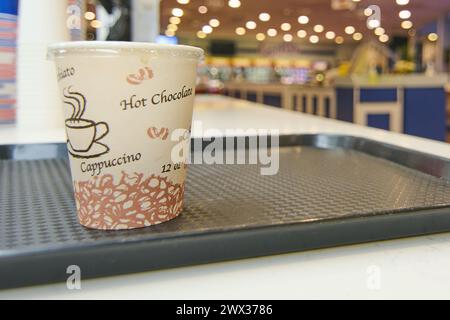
2,95,450,299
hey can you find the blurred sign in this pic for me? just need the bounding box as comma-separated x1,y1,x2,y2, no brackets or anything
0,0,18,124
261,43,302,56
331,0,356,11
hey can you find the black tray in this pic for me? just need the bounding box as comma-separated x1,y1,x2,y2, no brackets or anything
1,134,450,290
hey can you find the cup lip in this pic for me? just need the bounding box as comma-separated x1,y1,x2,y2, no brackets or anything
48,41,204,60
65,118,95,129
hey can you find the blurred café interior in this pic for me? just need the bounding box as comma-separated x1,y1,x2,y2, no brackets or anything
2,0,450,297
2,0,450,142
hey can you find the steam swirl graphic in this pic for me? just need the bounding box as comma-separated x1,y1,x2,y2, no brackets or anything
63,86,87,120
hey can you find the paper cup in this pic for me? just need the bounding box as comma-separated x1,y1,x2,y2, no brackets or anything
48,41,203,230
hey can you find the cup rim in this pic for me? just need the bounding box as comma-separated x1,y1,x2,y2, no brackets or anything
48,41,204,60
65,118,95,129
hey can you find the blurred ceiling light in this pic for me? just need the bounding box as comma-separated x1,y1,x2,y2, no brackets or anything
165,30,175,37
309,35,319,43
172,8,184,17
325,31,336,39
228,0,241,8
364,8,373,16
202,25,213,34
353,32,363,41
345,26,355,34
283,34,293,42
374,27,385,36
298,15,309,24
198,6,208,14
401,20,413,29
256,33,266,41
197,31,207,39
267,28,278,37
236,27,246,35
396,0,409,5
281,23,292,31
84,11,95,20
169,16,181,24
297,30,307,38
177,0,190,4
399,10,411,19
90,20,102,28
313,24,324,33
209,19,220,27
335,36,344,44
352,0,361,2
428,33,439,42
259,13,271,22
379,34,389,42
246,21,257,29
167,24,178,32
368,19,380,29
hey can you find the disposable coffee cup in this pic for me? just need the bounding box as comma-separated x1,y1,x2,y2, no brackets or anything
48,41,203,230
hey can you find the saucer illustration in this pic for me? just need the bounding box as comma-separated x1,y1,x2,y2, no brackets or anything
67,141,110,159
63,87,110,159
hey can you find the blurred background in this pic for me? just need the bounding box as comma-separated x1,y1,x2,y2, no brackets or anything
2,0,450,142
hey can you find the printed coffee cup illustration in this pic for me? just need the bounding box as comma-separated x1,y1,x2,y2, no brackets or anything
63,87,110,158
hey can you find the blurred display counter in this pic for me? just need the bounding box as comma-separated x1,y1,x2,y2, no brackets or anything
335,75,448,141
224,82,336,119
444,83,450,142
225,74,448,141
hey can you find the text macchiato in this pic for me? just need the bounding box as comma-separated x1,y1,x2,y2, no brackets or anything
57,67,75,81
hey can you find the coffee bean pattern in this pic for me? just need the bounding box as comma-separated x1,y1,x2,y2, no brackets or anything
73,172,184,230
147,127,169,140
126,67,154,85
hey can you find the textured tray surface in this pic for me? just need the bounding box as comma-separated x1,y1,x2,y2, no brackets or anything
2,146,450,252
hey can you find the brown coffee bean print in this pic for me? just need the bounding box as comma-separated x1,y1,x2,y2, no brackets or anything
147,127,169,140
73,172,184,230
126,66,154,85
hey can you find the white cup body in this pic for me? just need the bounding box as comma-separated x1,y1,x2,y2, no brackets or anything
49,42,203,230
